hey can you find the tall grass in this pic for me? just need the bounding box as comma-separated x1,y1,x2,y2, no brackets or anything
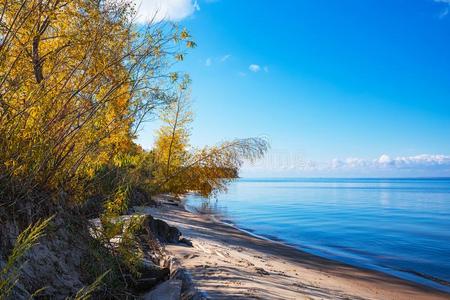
0,216,53,299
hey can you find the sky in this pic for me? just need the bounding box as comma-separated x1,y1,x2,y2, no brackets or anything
135,0,450,177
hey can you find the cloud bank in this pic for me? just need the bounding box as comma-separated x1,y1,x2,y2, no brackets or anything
332,154,450,170
243,153,450,177
133,0,199,22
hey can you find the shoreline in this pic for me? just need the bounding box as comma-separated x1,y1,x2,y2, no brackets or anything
185,203,450,294
137,201,450,299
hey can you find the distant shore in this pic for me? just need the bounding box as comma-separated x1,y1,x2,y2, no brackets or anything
137,200,450,300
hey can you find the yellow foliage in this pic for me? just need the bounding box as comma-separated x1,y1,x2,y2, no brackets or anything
153,92,192,193
0,0,191,206
152,93,269,196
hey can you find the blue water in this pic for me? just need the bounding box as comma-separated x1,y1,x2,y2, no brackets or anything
185,178,450,293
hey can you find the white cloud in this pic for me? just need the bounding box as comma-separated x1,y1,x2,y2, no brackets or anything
133,0,200,23
243,152,450,177
238,72,247,77
331,158,343,169
204,54,231,67
249,64,261,72
331,154,450,170
378,154,392,165
263,66,269,73
220,54,232,62
390,154,450,167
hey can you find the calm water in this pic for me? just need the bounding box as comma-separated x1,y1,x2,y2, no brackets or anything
185,178,450,293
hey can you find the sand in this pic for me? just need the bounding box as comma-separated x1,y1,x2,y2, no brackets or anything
136,203,450,300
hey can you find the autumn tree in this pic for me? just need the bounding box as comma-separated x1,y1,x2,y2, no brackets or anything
0,0,194,210
0,0,196,296
153,94,269,196
0,0,268,296
153,90,193,193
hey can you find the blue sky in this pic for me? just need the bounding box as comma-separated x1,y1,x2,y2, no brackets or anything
136,0,450,177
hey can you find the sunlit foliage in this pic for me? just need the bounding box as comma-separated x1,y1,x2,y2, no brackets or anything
153,91,192,193
0,0,267,296
0,0,193,207
153,94,269,196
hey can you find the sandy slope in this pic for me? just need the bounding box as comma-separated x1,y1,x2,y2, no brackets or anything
136,204,449,300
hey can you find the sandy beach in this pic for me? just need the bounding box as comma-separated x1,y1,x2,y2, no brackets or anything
136,202,450,300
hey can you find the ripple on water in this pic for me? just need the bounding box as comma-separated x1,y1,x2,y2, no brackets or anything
186,178,450,293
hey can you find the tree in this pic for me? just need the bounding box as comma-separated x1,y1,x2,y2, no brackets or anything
153,90,192,193
153,94,269,196
156,91,193,175
0,0,194,208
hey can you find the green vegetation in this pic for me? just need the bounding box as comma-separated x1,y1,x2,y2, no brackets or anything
0,0,268,297
0,217,53,299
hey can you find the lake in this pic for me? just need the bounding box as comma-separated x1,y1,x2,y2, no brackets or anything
185,178,450,293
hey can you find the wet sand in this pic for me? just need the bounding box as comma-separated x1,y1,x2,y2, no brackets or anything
136,203,450,300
